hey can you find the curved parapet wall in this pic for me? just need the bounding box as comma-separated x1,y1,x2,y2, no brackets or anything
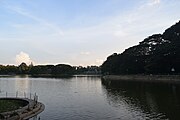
0,98,45,120
0,98,29,113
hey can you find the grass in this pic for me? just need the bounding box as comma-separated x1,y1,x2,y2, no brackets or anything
0,99,26,113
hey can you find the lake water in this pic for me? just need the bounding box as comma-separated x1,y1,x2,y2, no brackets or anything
0,76,180,120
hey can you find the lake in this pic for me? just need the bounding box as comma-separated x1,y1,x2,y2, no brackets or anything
0,76,180,120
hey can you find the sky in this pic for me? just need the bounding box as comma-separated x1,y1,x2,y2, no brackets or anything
0,0,180,66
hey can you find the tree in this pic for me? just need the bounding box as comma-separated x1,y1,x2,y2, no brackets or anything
101,20,180,75
18,62,29,74
52,64,75,75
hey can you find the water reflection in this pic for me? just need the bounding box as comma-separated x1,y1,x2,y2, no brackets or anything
15,76,30,94
1,76,180,120
102,79,180,120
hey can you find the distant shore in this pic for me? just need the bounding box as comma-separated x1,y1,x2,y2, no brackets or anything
0,74,101,78
102,75,180,84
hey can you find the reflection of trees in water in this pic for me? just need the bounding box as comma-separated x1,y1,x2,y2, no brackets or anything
101,79,180,120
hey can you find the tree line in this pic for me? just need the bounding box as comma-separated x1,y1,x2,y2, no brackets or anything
101,20,180,75
0,63,101,76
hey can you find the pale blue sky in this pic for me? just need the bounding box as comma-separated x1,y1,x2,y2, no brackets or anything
0,0,180,66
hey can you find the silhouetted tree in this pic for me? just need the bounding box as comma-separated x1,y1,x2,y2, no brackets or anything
18,62,29,74
101,20,180,75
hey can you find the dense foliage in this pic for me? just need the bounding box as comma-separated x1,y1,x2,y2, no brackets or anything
0,63,100,76
101,21,180,75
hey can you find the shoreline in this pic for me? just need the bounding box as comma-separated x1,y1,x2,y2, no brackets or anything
102,75,180,84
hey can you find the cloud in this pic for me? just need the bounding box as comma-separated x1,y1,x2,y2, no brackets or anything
80,52,90,55
95,59,104,65
114,30,128,37
6,5,64,36
58,0,178,66
148,0,161,6
1,0,178,66
153,0,161,4
15,52,34,65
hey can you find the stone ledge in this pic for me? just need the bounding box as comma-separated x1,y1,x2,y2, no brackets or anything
0,98,45,120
